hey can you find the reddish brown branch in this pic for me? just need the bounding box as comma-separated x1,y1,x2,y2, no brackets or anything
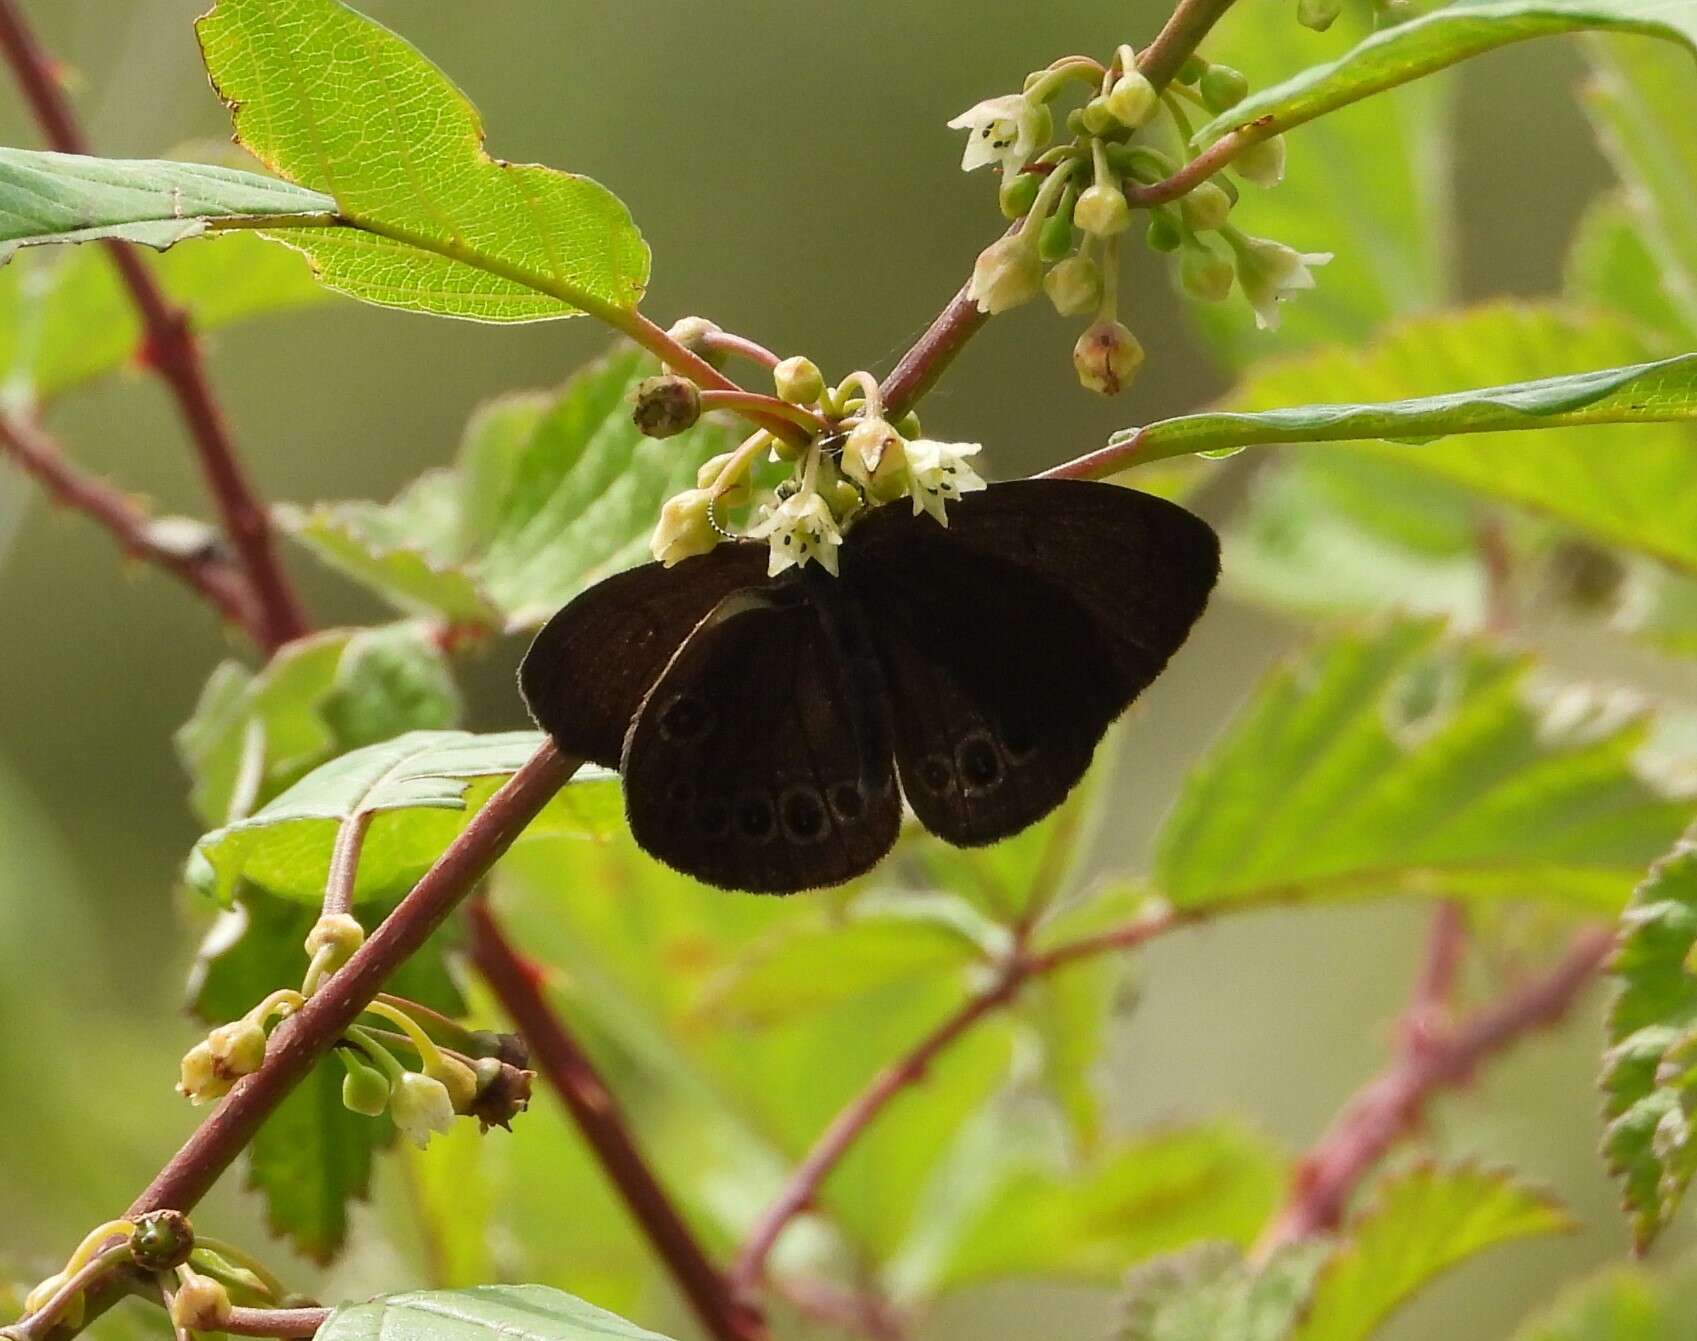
0,412,261,633
221,1307,329,1339
125,743,576,1218
0,1,310,652
467,901,769,1341
1257,924,1614,1253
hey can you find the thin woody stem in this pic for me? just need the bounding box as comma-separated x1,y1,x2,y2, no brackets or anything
0,0,309,653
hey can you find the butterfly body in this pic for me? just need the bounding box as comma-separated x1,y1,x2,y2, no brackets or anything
521,479,1219,894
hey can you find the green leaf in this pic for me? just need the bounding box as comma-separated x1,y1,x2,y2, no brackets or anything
246,1054,384,1263
283,346,737,630
0,232,324,404
1155,620,1692,913
175,624,460,826
1581,38,1697,339
1510,1258,1697,1340
196,0,648,321
1565,194,1696,346
1118,1241,1326,1341
1184,0,1454,362
916,1123,1285,1294
1601,833,1697,1248
319,1286,678,1341
0,148,334,256
1193,0,1697,147
1126,307,1697,575
191,731,620,906
1289,1163,1571,1341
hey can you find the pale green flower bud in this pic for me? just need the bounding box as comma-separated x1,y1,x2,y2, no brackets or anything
649,488,720,567
1179,180,1233,232
1044,255,1103,317
391,1071,456,1149
1080,96,1118,135
841,418,909,502
1176,55,1207,84
1234,135,1288,188
426,1053,480,1114
170,1274,233,1334
1106,71,1159,128
1073,321,1146,396
1145,212,1183,253
1038,206,1076,262
632,374,702,439
207,1018,267,1079
1200,65,1250,112
998,172,1041,219
1298,0,1344,29
772,355,824,406
340,1053,392,1117
1181,238,1236,301
966,232,1043,314
663,317,727,372
1075,184,1131,238
305,912,365,960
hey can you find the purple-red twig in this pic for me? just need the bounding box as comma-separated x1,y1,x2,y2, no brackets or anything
0,0,310,652
466,901,769,1341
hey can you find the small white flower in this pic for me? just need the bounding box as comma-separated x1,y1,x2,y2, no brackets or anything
1228,233,1332,331
749,490,844,576
967,232,1043,314
650,488,720,567
948,94,1051,175
904,440,986,525
391,1071,456,1149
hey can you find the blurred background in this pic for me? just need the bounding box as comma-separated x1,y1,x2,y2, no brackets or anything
0,2,1686,1339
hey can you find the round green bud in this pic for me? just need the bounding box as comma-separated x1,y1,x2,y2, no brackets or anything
339,1052,392,1118
1044,255,1103,317
131,1211,195,1273
1233,134,1287,188
1145,212,1183,253
772,355,824,406
1180,239,1236,302
1199,65,1250,112
663,316,728,373
1176,55,1208,85
1066,108,1088,135
1038,209,1076,263
1298,0,1344,29
1179,180,1233,232
1106,71,1158,128
895,410,923,439
632,374,702,438
1081,97,1118,136
1075,184,1132,238
998,171,1041,220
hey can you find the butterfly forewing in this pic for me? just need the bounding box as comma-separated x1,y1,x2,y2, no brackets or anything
619,577,902,893
519,543,769,766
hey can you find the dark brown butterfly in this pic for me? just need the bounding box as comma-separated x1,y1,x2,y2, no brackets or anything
520,478,1219,894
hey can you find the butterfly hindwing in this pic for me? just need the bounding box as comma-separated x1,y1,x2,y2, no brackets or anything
620,575,901,893
849,480,1219,847
518,544,769,767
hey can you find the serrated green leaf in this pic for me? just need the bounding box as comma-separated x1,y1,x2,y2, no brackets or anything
0,148,334,256
1602,834,1697,1248
917,1123,1285,1294
1581,38,1697,339
1155,620,1692,913
319,1286,678,1341
191,731,620,906
175,624,460,826
1193,0,1697,147
196,0,647,321
247,1054,384,1263
1567,194,1697,347
283,345,737,630
1290,1164,1571,1341
1118,1241,1327,1341
1126,307,1697,576
1510,1258,1697,1340
0,231,324,404
1183,0,1453,362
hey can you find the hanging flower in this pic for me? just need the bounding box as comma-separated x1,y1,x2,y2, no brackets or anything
390,1071,456,1149
1227,231,1332,330
650,488,721,567
947,94,1051,175
966,231,1043,314
904,439,987,525
749,490,844,576
840,417,910,501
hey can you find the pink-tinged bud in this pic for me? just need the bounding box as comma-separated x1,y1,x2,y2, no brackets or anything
1073,321,1146,396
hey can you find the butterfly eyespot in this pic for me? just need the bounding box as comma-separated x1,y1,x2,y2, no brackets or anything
693,795,731,839
734,791,777,843
917,754,956,794
779,787,828,844
657,693,714,743
828,782,867,822
956,733,1004,792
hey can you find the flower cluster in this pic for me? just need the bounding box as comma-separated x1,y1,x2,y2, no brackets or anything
949,46,1330,392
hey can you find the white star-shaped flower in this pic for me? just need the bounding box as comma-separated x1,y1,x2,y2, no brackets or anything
390,1071,456,1149
749,490,844,576
1228,233,1333,331
904,439,986,525
947,94,1051,175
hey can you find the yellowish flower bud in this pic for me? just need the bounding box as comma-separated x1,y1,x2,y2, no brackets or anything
966,233,1043,314
1043,255,1103,317
1234,135,1287,188
841,418,910,502
773,356,825,406
649,488,720,567
170,1274,233,1334
207,1017,267,1079
1179,180,1233,232
305,912,365,960
177,1039,233,1105
1073,320,1146,396
1075,184,1131,238
663,316,727,372
1106,71,1158,128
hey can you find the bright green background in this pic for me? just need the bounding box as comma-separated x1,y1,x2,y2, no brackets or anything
0,4,1681,1341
